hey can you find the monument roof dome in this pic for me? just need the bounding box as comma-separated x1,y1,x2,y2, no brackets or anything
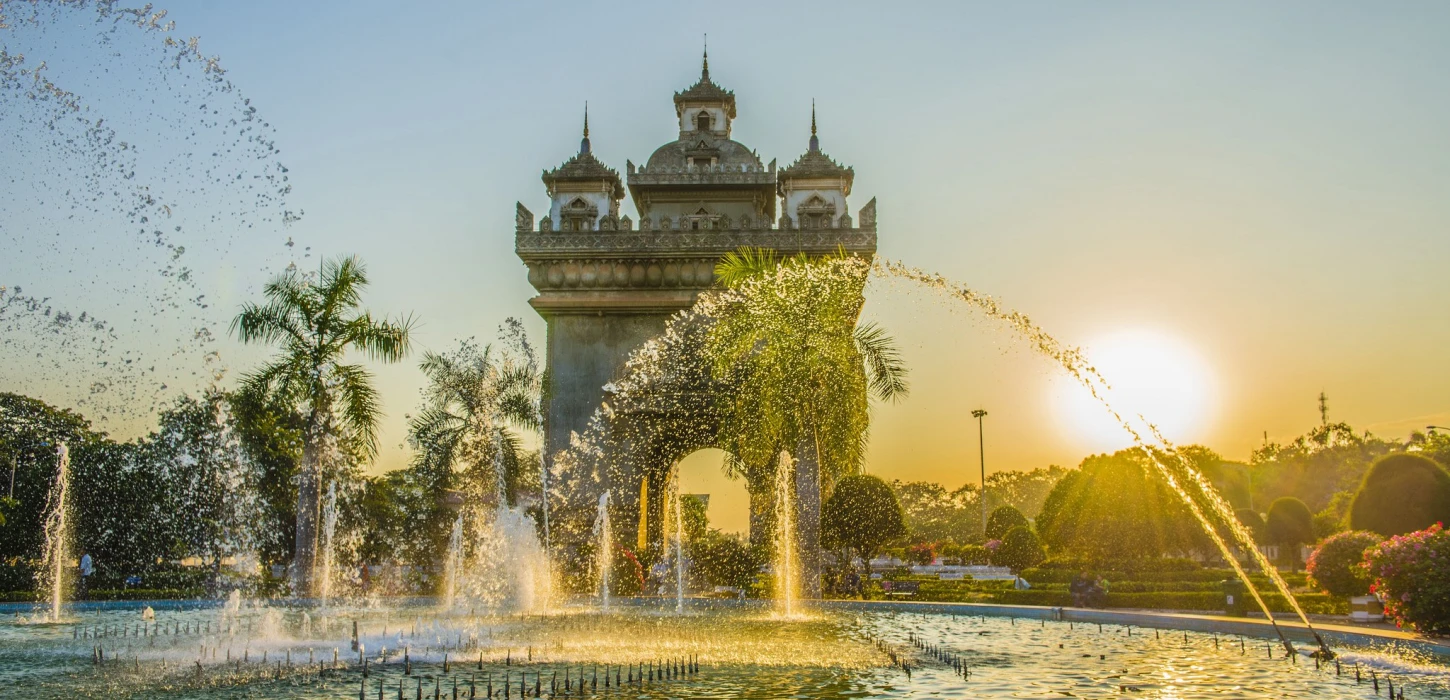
644,137,763,171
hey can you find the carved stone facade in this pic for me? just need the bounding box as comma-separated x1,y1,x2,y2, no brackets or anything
515,52,877,595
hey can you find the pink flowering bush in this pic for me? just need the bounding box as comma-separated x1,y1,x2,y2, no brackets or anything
905,542,938,566
1306,530,1380,598
1363,523,1450,633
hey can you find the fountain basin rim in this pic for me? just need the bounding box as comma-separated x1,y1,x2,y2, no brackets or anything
818,599,1450,658
6,595,1441,659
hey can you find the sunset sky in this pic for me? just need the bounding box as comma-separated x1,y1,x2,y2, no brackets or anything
5,1,1449,533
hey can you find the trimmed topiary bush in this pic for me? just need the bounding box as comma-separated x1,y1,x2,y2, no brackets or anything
822,474,907,574
1348,453,1450,537
993,525,1046,573
1235,508,1266,543
1306,530,1380,598
985,505,1030,541
1364,523,1450,633
1266,497,1315,569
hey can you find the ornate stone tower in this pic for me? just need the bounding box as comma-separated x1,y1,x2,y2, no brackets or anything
514,53,877,592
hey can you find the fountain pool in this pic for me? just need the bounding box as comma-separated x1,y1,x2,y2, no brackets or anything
3,600,1446,699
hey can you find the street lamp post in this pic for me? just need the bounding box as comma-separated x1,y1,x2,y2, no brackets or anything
972,409,988,536
1428,425,1450,432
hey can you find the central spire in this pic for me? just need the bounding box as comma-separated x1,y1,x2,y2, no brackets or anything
809,100,819,152
701,35,710,82
580,102,591,155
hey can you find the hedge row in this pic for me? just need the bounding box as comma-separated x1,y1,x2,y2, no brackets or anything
1019,568,1309,587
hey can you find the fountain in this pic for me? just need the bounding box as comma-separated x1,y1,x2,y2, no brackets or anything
592,491,612,611
39,443,71,623
442,513,465,610
318,481,340,606
671,472,686,615
773,451,800,618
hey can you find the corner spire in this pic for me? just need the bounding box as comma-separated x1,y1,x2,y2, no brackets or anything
808,99,819,152
701,34,710,82
580,102,591,155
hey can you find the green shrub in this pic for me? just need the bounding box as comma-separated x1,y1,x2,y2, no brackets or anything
958,544,990,565
990,589,1343,614
1031,557,1202,574
986,505,1030,541
1348,454,1450,537
993,526,1045,572
1305,530,1379,598
1364,523,1450,634
689,532,762,590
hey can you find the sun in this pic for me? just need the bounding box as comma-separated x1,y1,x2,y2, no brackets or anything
1054,329,1217,450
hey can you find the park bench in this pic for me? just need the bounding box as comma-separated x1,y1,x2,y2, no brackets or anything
881,580,920,599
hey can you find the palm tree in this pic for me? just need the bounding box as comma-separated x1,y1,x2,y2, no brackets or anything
230,255,413,597
407,324,541,508
705,248,907,596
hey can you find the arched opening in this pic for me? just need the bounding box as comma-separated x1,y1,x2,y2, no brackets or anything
675,448,750,536
695,110,712,132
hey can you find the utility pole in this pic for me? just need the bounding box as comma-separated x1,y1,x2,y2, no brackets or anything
1318,392,1329,426
972,409,988,536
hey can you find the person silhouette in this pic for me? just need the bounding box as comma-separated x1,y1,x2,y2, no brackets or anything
78,552,94,598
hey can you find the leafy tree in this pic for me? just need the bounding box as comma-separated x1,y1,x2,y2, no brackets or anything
1312,508,1344,541
143,391,262,590
1176,446,1252,510
1036,450,1207,564
1265,497,1315,569
1251,422,1399,512
983,466,1070,519
227,389,304,567
822,474,907,575
407,324,540,509
706,250,907,594
1306,530,1380,598
985,504,1029,541
707,249,907,483
0,393,97,568
679,494,709,542
993,525,1046,573
892,480,981,543
1348,453,1450,537
230,255,414,596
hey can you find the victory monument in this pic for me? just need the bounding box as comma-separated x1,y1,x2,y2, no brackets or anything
515,51,877,592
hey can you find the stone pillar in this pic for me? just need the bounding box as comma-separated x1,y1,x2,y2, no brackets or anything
794,434,823,599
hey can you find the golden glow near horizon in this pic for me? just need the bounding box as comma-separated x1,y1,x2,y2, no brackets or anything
1054,329,1217,452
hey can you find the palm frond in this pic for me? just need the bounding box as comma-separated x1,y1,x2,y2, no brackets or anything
715,247,779,288
318,255,367,321
854,322,909,403
347,312,415,363
230,299,308,348
333,363,383,457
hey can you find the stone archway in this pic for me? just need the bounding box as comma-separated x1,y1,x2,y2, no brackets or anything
675,448,751,538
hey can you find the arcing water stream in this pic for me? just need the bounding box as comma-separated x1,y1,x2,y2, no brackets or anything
874,257,1328,654
551,252,1328,656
